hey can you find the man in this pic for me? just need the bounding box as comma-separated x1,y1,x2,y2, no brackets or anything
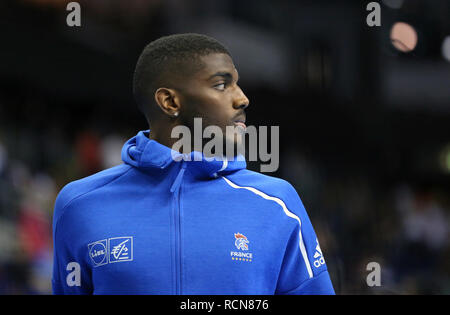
52,33,335,294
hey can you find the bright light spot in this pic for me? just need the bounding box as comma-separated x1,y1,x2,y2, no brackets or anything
390,22,418,53
382,0,404,9
441,36,450,62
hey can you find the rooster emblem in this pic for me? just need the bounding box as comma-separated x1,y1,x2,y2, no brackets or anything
234,233,249,251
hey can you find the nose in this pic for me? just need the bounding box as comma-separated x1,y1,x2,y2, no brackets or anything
233,86,250,110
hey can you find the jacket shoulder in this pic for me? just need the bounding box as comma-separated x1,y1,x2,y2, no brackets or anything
222,169,300,203
53,164,132,224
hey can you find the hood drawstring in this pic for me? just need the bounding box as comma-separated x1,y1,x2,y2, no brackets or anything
170,162,187,193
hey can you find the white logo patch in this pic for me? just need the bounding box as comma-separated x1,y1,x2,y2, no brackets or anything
109,237,133,263
88,239,108,267
88,236,133,267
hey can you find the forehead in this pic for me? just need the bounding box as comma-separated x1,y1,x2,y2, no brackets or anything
195,53,238,79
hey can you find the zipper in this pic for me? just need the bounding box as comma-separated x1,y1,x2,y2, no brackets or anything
170,162,186,295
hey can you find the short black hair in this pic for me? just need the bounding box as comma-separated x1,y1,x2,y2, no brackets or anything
133,33,231,123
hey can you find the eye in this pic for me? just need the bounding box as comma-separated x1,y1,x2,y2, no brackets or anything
214,83,226,91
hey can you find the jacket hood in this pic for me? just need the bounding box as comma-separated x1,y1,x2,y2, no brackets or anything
121,130,246,179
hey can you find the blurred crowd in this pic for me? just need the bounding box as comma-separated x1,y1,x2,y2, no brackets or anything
0,103,126,294
282,151,450,294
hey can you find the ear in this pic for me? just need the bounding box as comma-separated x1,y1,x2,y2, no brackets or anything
154,88,181,117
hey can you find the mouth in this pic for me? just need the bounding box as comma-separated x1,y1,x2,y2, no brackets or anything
233,115,246,130
234,121,247,130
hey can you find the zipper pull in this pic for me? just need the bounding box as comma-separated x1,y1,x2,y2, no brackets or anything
170,162,186,193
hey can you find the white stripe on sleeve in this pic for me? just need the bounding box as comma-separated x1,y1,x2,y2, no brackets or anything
221,176,313,278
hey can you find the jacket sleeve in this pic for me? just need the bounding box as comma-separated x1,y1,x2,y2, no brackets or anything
52,186,93,295
275,183,335,295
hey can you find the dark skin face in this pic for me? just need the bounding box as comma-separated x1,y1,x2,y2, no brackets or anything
150,53,250,155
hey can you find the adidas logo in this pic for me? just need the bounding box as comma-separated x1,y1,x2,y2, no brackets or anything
313,240,325,268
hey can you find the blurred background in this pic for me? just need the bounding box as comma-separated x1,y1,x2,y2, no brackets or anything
0,0,449,294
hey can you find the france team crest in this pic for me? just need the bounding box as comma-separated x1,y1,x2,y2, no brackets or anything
234,233,249,250
231,233,253,262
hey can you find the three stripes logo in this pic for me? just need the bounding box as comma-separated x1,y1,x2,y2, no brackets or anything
313,239,325,268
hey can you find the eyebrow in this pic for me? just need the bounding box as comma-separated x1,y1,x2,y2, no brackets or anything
208,71,239,81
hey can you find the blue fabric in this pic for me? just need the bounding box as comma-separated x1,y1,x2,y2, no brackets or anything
52,130,335,295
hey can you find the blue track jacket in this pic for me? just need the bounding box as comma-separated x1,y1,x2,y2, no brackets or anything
52,130,335,295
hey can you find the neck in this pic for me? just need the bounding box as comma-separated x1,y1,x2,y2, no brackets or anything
148,120,241,158
148,120,181,151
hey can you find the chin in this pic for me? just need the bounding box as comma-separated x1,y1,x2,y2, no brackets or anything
223,134,245,159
